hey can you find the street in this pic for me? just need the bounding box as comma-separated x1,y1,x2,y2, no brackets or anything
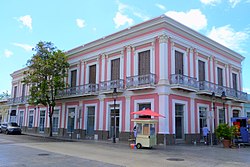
0,133,250,167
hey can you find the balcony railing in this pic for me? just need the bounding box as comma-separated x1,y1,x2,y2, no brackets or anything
198,81,247,101
7,96,29,105
100,79,124,92
57,84,99,97
170,74,198,91
126,73,156,89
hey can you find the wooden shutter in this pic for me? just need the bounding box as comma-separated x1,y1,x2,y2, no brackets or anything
70,70,77,87
111,58,120,80
198,60,205,81
138,50,150,75
89,65,96,84
175,51,183,75
22,84,26,98
232,73,237,90
14,86,17,98
217,67,223,86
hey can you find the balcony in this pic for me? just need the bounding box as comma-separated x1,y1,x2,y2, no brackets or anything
57,84,99,98
170,74,198,92
100,79,124,94
198,81,247,102
7,96,29,105
126,73,156,90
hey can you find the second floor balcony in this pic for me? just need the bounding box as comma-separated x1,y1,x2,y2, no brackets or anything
57,83,99,98
7,96,29,105
126,73,156,90
100,79,124,94
170,74,198,92
198,81,248,102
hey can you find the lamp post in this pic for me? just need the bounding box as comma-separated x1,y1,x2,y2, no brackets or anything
211,92,215,146
221,91,226,115
112,88,118,143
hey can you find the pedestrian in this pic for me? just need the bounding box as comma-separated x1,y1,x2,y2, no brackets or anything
202,124,210,145
133,125,137,143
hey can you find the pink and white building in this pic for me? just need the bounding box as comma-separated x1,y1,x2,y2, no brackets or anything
8,15,248,144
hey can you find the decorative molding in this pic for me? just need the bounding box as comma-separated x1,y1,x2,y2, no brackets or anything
159,34,168,43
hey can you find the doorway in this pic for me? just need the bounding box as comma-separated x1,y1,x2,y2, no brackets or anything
39,110,45,133
109,106,119,139
175,104,184,139
86,106,95,138
199,107,207,139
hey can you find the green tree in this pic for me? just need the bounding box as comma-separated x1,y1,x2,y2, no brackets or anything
0,91,10,100
23,41,69,137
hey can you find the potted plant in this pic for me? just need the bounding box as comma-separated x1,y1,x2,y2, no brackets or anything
215,123,235,148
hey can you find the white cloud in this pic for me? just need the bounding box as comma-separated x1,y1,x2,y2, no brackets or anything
92,27,97,32
243,88,250,94
207,25,249,53
229,0,241,8
13,43,33,52
76,19,85,28
4,49,13,58
165,9,207,31
200,0,221,5
133,12,150,21
113,12,133,29
155,3,166,10
18,15,32,30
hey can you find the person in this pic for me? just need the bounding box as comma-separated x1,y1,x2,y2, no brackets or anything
202,124,210,145
133,125,137,143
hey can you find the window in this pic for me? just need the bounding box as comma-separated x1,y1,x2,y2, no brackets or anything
39,110,46,132
21,84,26,99
198,60,205,81
89,65,96,84
111,58,120,80
175,51,183,75
53,109,59,133
232,73,237,91
233,110,239,117
28,110,34,128
19,111,24,128
247,112,250,118
138,50,150,75
219,109,225,124
13,86,17,99
70,70,77,87
217,67,223,86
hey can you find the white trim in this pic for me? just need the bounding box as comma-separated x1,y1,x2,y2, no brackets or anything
215,63,226,86
66,105,77,130
107,54,122,81
86,62,98,84
105,100,122,132
172,47,188,75
158,94,168,134
125,97,131,131
197,103,211,132
196,56,209,81
231,71,239,90
68,67,78,86
190,98,195,133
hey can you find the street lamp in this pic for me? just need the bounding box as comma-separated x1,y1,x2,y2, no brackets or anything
112,88,118,143
221,91,226,113
210,92,215,146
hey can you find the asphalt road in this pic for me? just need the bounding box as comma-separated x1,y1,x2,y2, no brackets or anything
0,133,250,167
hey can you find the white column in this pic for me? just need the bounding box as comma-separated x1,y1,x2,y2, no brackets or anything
151,41,155,74
120,51,124,80
126,46,131,77
125,96,131,132
226,64,230,87
96,58,99,84
24,104,28,127
239,70,243,91
159,94,169,134
210,56,214,83
159,34,168,82
189,48,194,77
80,60,85,85
101,54,105,82
99,98,104,130
61,103,65,129
195,52,199,79
184,49,188,76
190,98,195,133
171,42,175,75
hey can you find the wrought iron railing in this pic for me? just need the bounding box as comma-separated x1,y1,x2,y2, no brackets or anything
7,96,29,104
170,74,198,90
198,81,247,101
57,84,99,97
126,73,156,89
100,79,124,92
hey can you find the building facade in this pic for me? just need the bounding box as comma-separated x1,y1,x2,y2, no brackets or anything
7,15,248,144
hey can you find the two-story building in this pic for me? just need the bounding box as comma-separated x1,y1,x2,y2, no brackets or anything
7,15,248,144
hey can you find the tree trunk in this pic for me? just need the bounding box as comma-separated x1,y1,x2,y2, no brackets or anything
49,105,54,137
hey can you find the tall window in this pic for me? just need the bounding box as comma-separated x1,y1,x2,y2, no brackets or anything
217,67,223,86
53,109,59,133
138,50,150,75
232,73,237,91
219,109,225,124
175,51,183,75
67,108,75,132
13,86,17,99
198,60,205,81
39,110,46,132
111,58,120,80
28,110,34,128
70,70,77,87
247,112,250,118
21,84,26,99
19,111,24,128
89,65,96,84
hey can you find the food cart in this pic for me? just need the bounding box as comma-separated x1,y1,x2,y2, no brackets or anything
131,108,165,149
131,118,158,149
231,117,250,144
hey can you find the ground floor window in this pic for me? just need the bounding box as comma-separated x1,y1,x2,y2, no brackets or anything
86,106,95,137
247,112,250,118
53,109,59,133
19,111,24,127
175,104,184,139
28,110,34,128
39,110,46,132
199,107,207,138
219,109,225,124
233,110,239,117
67,108,75,132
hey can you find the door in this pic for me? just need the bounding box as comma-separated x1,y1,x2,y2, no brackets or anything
110,107,119,139
67,108,75,133
86,106,95,137
175,104,184,139
19,111,24,128
199,107,207,139
39,110,45,133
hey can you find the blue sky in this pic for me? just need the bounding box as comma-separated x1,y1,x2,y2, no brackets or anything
1,0,250,94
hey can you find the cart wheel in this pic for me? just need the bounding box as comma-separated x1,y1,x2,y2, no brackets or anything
136,143,142,149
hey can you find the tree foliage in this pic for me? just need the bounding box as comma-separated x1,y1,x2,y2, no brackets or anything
23,41,69,136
